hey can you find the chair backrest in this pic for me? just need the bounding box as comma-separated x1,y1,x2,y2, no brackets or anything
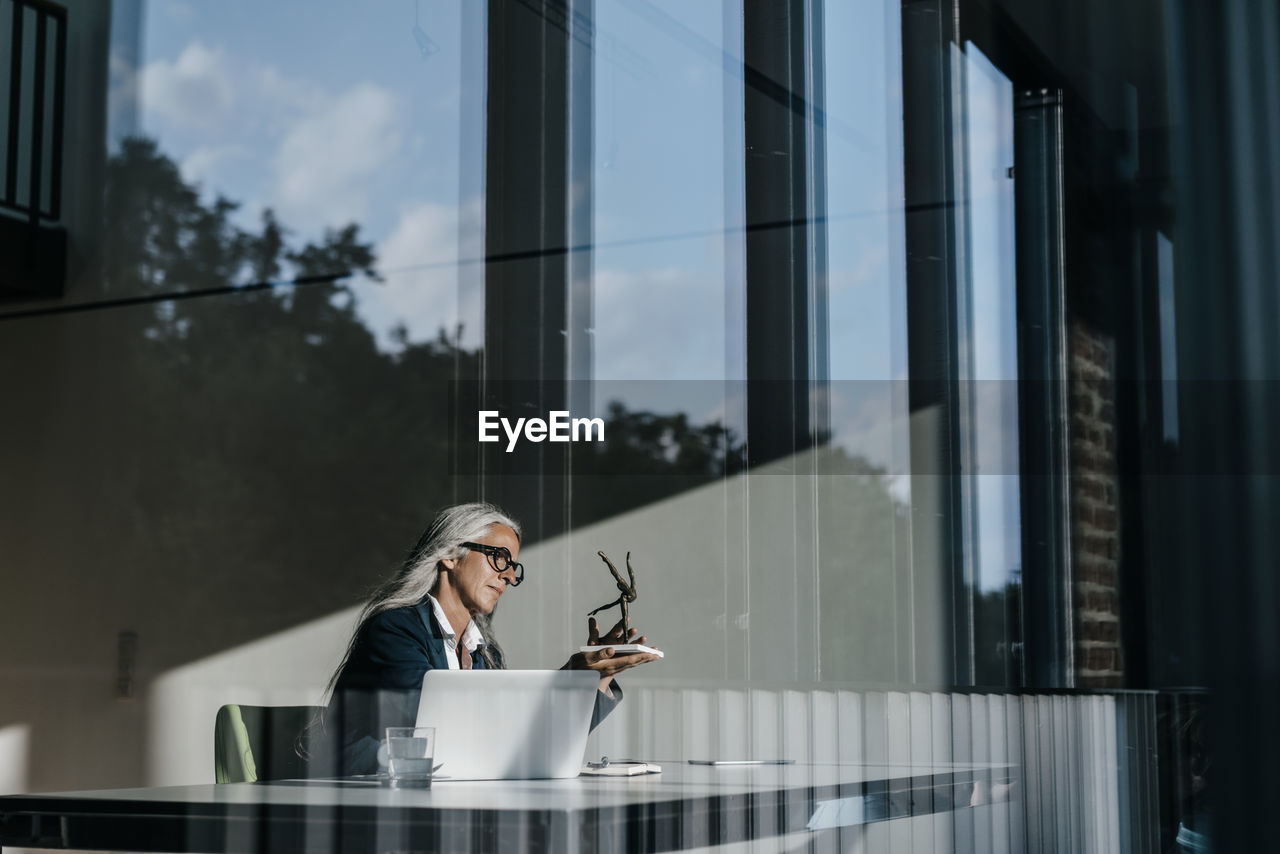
214,704,322,783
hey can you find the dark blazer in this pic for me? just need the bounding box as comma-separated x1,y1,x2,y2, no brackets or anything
323,602,622,775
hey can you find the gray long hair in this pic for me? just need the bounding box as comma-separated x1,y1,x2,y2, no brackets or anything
326,502,521,697
299,503,521,764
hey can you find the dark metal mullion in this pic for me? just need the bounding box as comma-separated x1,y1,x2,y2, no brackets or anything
1014,89,1073,689
901,0,970,684
5,0,23,208
740,0,816,684
451,0,487,505
960,0,1080,691
481,0,572,542
483,0,570,383
743,0,811,468
47,8,64,219
564,0,594,408
28,6,44,225
806,0,829,433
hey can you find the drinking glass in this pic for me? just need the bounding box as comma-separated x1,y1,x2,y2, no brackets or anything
385,726,435,788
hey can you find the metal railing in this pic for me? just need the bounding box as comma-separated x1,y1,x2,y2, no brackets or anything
0,0,66,226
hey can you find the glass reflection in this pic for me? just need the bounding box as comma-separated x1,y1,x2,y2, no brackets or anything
0,0,1242,849
960,42,1023,685
108,0,481,352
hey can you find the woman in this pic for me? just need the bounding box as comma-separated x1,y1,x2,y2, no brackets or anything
314,502,658,776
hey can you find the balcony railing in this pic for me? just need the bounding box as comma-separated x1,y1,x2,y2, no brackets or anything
0,0,66,227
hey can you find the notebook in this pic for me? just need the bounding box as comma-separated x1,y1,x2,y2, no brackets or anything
415,669,599,780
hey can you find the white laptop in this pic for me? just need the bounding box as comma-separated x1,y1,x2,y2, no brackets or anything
415,670,599,780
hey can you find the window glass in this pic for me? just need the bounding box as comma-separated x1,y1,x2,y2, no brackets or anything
960,42,1022,684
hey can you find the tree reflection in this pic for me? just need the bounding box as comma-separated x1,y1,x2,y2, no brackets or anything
99,138,468,640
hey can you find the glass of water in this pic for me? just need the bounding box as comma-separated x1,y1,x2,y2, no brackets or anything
385,727,435,788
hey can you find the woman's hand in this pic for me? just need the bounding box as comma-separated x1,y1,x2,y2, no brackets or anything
562,616,660,695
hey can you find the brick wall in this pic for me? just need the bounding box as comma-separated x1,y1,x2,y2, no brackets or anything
1069,322,1124,688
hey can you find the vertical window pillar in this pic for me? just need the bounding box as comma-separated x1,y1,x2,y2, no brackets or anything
482,0,577,538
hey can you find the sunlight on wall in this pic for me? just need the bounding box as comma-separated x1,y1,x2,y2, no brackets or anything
0,724,30,795
146,610,356,786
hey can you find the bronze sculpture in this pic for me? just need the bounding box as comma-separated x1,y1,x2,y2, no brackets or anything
588,550,637,632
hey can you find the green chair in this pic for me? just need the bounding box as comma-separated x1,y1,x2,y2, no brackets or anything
214,704,322,783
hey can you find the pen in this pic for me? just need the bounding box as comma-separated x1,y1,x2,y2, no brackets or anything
687,759,796,766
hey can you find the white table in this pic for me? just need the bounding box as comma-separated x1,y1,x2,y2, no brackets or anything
0,761,1012,852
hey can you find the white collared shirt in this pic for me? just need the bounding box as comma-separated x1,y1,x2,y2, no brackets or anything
425,593,485,669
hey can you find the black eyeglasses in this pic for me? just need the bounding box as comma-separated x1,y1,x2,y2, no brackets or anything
460,542,525,586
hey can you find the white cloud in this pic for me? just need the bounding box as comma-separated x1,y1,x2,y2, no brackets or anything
126,41,323,140
117,39,388,232
353,200,482,351
179,145,250,194
138,42,236,130
273,84,402,231
253,65,326,129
